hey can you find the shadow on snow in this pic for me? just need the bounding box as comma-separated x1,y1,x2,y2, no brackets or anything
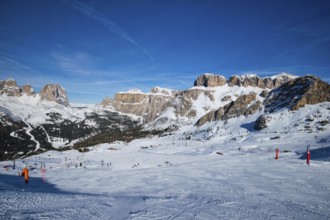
299,146,330,162
240,121,255,132
0,173,87,195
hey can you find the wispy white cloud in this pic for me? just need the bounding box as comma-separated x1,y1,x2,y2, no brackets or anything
52,51,117,78
0,56,38,74
61,0,153,60
53,52,92,76
0,56,46,86
52,50,191,85
0,55,68,91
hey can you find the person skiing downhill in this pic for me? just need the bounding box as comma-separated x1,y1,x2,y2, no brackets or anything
21,166,29,184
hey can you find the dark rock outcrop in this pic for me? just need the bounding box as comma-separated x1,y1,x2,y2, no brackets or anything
259,90,268,98
264,75,330,112
254,115,270,130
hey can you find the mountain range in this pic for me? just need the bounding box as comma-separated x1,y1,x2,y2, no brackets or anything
1,73,329,161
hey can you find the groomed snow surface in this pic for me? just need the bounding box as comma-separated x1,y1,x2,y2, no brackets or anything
1,130,330,220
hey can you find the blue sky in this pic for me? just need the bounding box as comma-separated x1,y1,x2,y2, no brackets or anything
1,0,330,103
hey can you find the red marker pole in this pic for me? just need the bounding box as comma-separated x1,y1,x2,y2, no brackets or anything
41,168,47,183
306,145,311,165
275,148,279,160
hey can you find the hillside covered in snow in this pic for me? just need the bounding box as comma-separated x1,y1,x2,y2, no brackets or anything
1,72,330,219
1,73,330,160
0,83,140,160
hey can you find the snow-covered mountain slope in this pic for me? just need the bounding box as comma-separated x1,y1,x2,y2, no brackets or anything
149,84,265,129
0,94,140,160
102,72,297,123
182,102,330,143
148,75,330,131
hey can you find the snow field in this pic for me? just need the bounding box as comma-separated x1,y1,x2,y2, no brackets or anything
1,131,330,219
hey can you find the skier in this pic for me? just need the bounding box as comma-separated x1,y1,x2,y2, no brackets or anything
21,166,29,184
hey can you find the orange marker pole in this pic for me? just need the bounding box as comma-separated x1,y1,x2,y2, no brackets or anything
275,148,279,160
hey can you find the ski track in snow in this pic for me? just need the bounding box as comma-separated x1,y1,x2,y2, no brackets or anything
40,125,52,144
1,143,330,220
23,120,41,151
9,129,25,140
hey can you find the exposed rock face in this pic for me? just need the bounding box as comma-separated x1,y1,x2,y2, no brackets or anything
111,89,174,122
112,92,149,118
228,73,295,89
195,110,217,126
168,89,215,118
264,76,330,112
196,92,260,126
111,87,217,122
254,115,270,130
222,92,258,120
22,84,35,96
0,79,21,96
259,90,268,98
244,101,262,116
194,74,227,87
194,73,294,89
40,84,69,106
1,78,17,87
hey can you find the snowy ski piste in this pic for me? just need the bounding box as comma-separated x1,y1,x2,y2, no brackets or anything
1,130,330,220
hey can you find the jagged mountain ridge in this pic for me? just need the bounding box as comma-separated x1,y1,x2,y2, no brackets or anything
102,73,296,123
1,73,330,161
0,79,34,97
0,79,69,106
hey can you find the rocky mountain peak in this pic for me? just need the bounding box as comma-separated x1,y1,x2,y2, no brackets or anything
194,73,227,87
22,84,35,96
40,84,69,106
0,78,21,96
2,78,17,87
150,87,177,96
228,73,295,89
